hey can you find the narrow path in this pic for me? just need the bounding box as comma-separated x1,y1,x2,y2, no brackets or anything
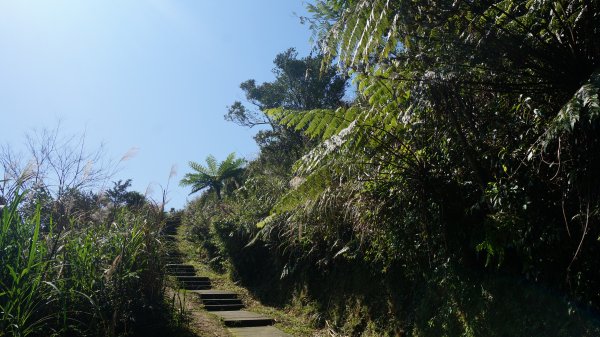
163,221,292,337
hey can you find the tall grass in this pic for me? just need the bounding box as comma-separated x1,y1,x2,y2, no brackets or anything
0,193,165,336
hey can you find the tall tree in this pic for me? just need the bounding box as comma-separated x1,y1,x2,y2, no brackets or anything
225,48,347,172
180,153,245,200
106,179,146,208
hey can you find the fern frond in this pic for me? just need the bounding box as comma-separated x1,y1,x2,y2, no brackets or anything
543,70,600,147
272,166,331,214
267,107,354,140
205,155,218,174
318,0,397,70
188,161,210,175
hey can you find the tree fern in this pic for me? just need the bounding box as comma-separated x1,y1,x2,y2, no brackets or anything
542,70,600,148
180,153,245,199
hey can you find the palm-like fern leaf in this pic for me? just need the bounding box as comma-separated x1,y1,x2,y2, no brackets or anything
180,153,246,199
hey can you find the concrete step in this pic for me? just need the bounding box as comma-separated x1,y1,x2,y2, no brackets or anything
167,270,196,277
178,279,211,286
164,253,183,256
164,255,184,262
175,275,209,282
204,303,245,311
202,298,244,305
179,281,212,288
165,259,183,264
175,275,212,290
179,281,212,287
161,227,178,234
179,283,212,290
165,264,195,270
213,310,274,327
228,326,292,337
192,290,239,300
164,256,183,260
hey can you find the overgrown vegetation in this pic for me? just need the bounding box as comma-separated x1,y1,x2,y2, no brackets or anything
0,191,171,337
0,129,185,336
182,1,600,336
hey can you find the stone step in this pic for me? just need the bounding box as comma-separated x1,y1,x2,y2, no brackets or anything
228,326,292,337
167,270,196,277
202,298,244,305
167,268,194,274
179,281,212,289
175,275,209,282
204,303,245,311
164,256,184,261
165,259,183,264
164,256,183,260
165,264,195,270
179,281,212,288
179,283,212,290
164,253,183,257
161,227,178,234
213,310,274,327
192,290,239,300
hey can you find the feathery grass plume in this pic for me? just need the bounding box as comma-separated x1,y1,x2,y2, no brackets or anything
169,164,177,180
119,146,140,163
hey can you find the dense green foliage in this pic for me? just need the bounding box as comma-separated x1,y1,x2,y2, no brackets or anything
0,188,174,337
181,1,600,335
226,48,347,173
0,128,189,336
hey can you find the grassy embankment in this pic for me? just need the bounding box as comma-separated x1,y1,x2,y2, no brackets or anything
0,194,192,337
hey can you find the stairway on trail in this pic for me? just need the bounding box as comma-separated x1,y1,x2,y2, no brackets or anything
162,222,291,337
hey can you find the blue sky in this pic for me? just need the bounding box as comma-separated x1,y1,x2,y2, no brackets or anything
0,0,313,209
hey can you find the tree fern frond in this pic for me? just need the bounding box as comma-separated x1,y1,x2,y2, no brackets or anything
294,120,357,176
317,0,397,70
219,152,245,176
189,161,210,175
266,107,355,140
205,155,218,174
543,70,600,148
272,166,332,214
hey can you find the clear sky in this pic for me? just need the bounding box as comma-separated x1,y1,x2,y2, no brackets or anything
0,0,313,209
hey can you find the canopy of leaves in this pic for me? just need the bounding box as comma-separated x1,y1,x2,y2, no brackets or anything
225,48,348,173
270,0,600,304
183,1,600,334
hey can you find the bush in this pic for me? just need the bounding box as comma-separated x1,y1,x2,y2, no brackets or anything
0,194,165,337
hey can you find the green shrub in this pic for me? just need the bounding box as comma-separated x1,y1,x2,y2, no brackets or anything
0,194,165,336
